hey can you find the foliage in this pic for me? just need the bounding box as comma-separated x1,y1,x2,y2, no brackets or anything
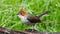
0,0,60,32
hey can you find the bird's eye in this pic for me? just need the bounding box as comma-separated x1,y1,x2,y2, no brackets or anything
20,13,22,15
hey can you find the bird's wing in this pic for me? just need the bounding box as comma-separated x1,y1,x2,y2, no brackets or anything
27,14,40,23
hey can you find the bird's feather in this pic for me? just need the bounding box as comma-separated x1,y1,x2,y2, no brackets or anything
26,14,41,23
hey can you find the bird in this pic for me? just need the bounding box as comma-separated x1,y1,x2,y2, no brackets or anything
17,8,49,31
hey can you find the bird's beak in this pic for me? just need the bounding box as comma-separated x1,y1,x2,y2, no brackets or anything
16,12,19,15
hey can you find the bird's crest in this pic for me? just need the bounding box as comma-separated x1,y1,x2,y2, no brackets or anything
19,8,27,16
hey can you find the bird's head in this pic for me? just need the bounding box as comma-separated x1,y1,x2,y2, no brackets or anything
17,8,27,16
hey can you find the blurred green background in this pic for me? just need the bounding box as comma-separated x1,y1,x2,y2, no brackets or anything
0,0,60,32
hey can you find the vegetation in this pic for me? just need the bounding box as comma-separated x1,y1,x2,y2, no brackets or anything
0,0,60,32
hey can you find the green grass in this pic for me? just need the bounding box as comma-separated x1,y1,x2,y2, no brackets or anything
0,0,60,32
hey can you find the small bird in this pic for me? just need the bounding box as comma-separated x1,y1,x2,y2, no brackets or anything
17,8,49,31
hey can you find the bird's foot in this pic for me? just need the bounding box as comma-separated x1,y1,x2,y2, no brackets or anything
31,29,36,32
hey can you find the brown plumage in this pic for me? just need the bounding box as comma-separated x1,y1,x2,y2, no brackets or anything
18,8,27,16
26,14,40,23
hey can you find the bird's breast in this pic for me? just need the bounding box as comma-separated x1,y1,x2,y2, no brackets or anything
18,15,31,24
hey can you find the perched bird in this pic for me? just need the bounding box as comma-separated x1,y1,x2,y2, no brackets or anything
17,8,49,31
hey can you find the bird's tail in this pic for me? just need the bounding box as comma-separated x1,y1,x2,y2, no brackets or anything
36,10,49,18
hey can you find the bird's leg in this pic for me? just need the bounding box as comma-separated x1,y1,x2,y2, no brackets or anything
31,24,35,32
31,25,34,32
